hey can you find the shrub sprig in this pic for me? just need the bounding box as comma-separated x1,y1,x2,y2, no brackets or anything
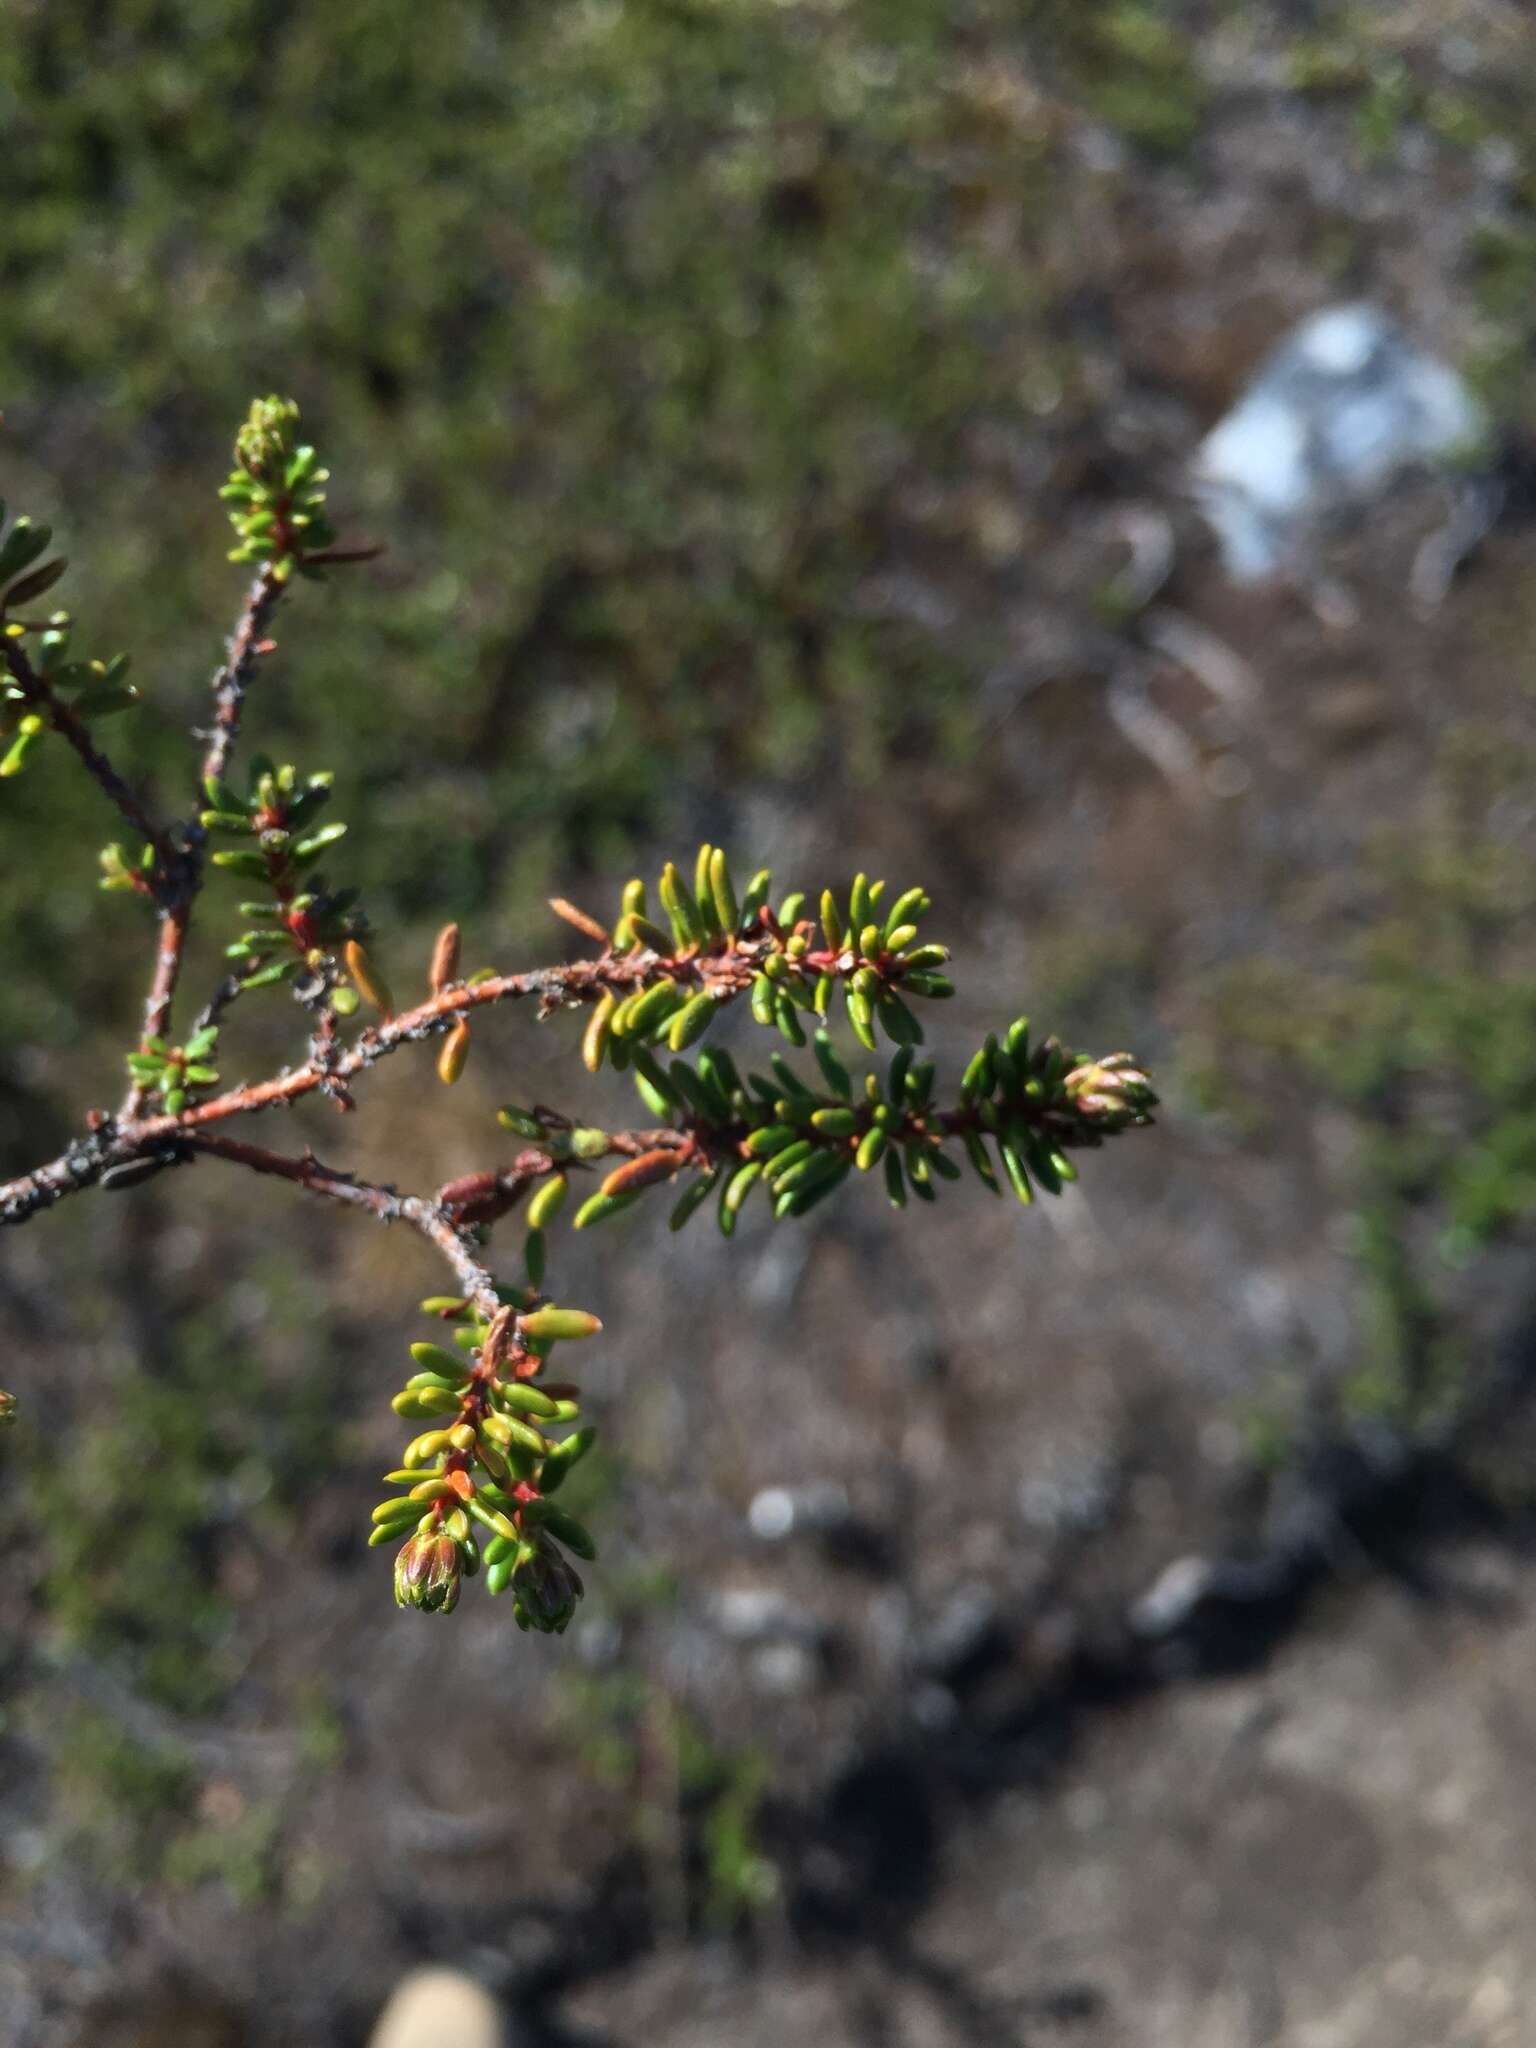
0,398,1157,1631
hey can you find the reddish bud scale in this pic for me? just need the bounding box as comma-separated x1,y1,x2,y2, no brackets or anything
439,1170,497,1212
447,1468,475,1502
429,921,461,994
599,1147,681,1199
548,897,610,945
345,939,393,1016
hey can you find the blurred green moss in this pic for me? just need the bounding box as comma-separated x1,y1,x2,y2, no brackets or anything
1063,4,1208,157
0,1,1052,994
25,1253,347,1714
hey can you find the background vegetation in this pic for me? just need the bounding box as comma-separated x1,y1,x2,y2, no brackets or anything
9,3,1536,2042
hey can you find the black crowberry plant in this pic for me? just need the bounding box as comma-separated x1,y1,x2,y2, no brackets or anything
0,400,1157,1635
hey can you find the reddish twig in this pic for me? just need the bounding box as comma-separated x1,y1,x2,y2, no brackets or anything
0,951,677,1223
0,920,995,1226
125,569,286,1106
126,951,728,1142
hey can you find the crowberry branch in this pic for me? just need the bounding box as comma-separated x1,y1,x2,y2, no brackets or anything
0,397,1159,1631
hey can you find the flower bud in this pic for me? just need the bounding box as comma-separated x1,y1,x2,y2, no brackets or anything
513,1542,583,1634
393,1531,463,1614
599,1148,680,1199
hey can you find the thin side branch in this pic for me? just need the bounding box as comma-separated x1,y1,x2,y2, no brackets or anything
0,949,668,1223
131,952,694,1139
184,1132,500,1312
130,900,195,1095
127,568,286,1098
197,568,285,803
2,636,174,864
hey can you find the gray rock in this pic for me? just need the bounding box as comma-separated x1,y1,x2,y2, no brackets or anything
1192,304,1489,582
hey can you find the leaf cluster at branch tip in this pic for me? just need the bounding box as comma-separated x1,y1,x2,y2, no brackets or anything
220,396,337,582
377,1296,601,1630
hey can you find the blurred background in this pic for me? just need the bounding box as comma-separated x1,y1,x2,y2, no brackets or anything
7,4,1536,2043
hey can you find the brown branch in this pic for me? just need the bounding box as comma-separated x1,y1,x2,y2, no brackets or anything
125,569,286,1110
0,949,671,1223
127,949,730,1143
3,922,1041,1228
196,568,285,803
181,1133,500,1313
0,1127,124,1225
2,637,174,864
